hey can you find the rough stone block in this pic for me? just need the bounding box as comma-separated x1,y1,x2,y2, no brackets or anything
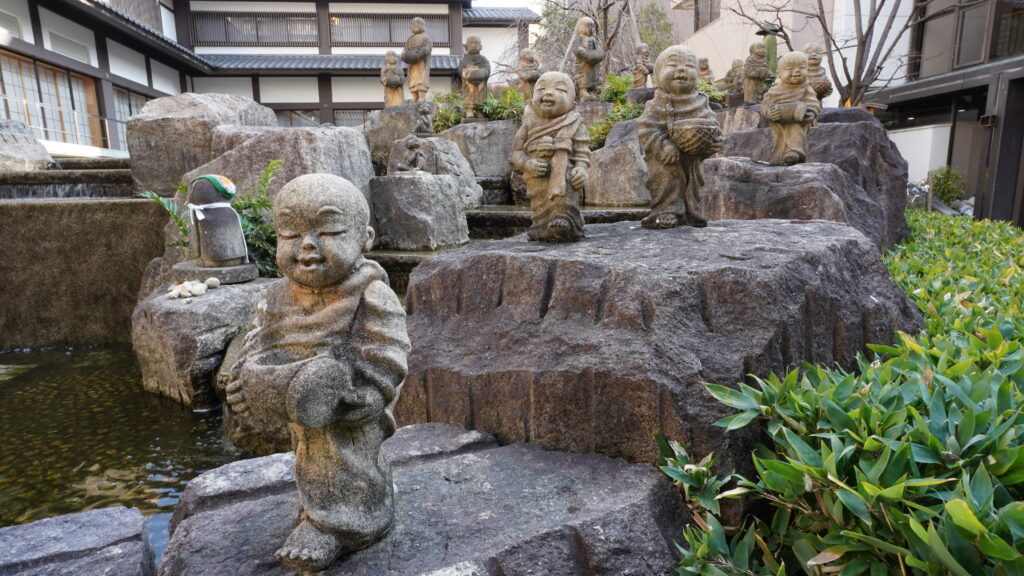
585,119,650,207
716,106,765,133
370,174,469,251
0,120,52,172
366,104,420,169
386,137,483,207
439,120,517,179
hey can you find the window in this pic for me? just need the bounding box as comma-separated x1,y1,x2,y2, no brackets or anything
275,110,320,127
49,33,91,64
0,10,22,38
112,88,150,149
993,0,1024,60
955,2,992,67
334,109,373,130
191,11,319,47
329,14,450,47
694,0,720,31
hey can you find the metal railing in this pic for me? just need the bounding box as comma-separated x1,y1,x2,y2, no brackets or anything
1,95,126,150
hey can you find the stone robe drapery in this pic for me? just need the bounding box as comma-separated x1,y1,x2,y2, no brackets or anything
743,55,769,104
761,81,821,165
639,90,717,226
459,53,491,117
574,36,604,101
227,258,409,549
401,33,433,94
380,64,405,108
517,60,540,102
510,110,590,241
633,55,652,88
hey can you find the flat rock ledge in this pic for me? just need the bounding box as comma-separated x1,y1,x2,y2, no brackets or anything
159,423,686,576
396,220,923,474
0,506,154,576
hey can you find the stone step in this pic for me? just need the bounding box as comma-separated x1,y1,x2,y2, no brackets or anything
466,206,648,239
52,157,131,170
0,169,133,185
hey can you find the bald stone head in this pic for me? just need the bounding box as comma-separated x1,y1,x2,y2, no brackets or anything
778,51,809,87
654,45,698,95
532,71,576,120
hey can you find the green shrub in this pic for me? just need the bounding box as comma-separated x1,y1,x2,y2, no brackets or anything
588,102,645,150
660,211,1024,575
599,74,634,105
930,166,967,205
478,86,525,122
432,91,464,133
697,78,726,105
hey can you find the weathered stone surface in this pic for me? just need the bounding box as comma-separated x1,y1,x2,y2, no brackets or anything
371,174,469,251
720,120,910,247
701,158,886,248
626,87,655,104
0,120,52,172
131,279,273,408
159,424,686,576
127,93,277,197
466,206,647,239
0,507,153,576
716,106,765,133
387,137,483,207
479,175,512,205
585,119,650,207
397,220,923,472
575,101,614,127
366,104,420,169
818,106,878,125
439,119,517,179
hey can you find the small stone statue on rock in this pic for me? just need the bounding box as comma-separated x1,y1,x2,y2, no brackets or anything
698,57,715,82
803,42,833,102
633,43,653,88
395,134,427,173
224,173,409,573
401,17,432,103
719,58,745,107
573,17,605,102
761,51,821,166
517,48,541,102
415,101,435,136
510,72,590,242
380,50,405,108
639,45,722,229
743,41,770,105
178,174,257,283
459,36,491,121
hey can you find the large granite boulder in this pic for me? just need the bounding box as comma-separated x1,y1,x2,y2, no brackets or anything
701,157,886,248
371,174,469,251
720,120,910,248
387,137,483,208
132,279,273,408
397,220,923,473
0,507,153,576
160,424,686,576
127,93,277,197
439,119,517,179
818,106,878,124
585,120,650,207
716,106,764,133
0,120,52,171
366,104,420,169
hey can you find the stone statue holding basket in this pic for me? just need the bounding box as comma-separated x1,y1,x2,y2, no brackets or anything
459,36,491,121
380,51,405,108
761,51,821,166
743,41,770,105
633,43,653,88
638,45,722,229
803,43,833,102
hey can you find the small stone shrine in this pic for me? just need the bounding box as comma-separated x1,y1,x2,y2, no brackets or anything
516,48,541,101
633,43,653,88
804,42,834,102
639,45,722,229
171,174,257,284
401,17,432,103
573,17,605,102
510,72,590,242
222,173,410,572
743,41,770,105
459,36,491,122
760,51,821,165
380,50,405,108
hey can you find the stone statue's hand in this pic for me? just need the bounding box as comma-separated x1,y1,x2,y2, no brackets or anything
768,106,783,121
659,141,680,164
803,109,818,123
225,380,249,416
525,158,549,177
569,166,588,189
532,137,554,155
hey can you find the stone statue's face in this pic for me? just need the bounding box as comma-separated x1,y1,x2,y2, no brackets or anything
807,52,821,66
466,37,481,54
779,58,808,86
656,51,697,95
752,43,765,57
411,19,425,34
533,75,573,119
385,52,397,64
276,195,369,289
699,57,708,69
577,19,594,36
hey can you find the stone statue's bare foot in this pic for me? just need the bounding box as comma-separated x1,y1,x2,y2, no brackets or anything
276,520,342,573
642,213,677,229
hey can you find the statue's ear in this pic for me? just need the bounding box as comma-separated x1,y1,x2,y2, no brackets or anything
363,227,375,252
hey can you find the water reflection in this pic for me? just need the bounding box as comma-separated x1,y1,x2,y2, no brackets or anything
0,345,245,558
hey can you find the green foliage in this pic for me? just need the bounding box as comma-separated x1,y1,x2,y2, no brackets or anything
588,101,645,150
140,188,191,249
697,78,726,105
478,86,526,122
635,2,674,56
660,211,1024,575
432,91,464,133
930,166,967,205
233,159,282,277
599,74,634,105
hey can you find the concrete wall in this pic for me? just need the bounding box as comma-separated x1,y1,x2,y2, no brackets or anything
0,0,34,43
464,26,519,83
0,199,166,349
259,76,319,102
107,39,149,86
150,59,182,95
888,123,951,183
192,76,254,98
332,76,381,102
39,7,98,66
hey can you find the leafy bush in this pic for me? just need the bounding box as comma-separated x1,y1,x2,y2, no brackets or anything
697,78,726,105
660,211,1024,575
600,74,635,105
478,86,526,122
588,102,645,150
930,166,967,205
140,184,190,249
432,91,464,133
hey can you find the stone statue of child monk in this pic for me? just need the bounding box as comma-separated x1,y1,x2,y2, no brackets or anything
510,72,590,242
401,17,432,103
573,17,605,102
698,57,715,82
517,48,541,102
187,174,248,267
633,43,653,88
639,45,722,229
224,174,409,572
396,134,427,173
803,42,833,102
761,51,821,166
380,50,405,108
743,41,770,105
459,36,491,120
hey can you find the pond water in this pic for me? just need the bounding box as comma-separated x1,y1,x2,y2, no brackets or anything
0,345,246,560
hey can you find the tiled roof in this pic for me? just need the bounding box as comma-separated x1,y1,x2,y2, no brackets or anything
462,8,541,24
201,54,462,72
78,0,211,70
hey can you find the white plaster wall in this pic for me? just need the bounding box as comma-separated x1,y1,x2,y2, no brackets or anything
161,5,178,41
429,75,451,92
190,2,316,12
151,59,181,95
194,46,321,54
39,8,98,66
0,0,33,43
329,3,448,14
107,39,148,85
888,124,951,183
332,76,382,102
463,26,519,80
192,76,254,98
329,46,451,55
259,76,319,102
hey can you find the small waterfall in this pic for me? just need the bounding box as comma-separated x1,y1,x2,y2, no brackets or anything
0,166,135,199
